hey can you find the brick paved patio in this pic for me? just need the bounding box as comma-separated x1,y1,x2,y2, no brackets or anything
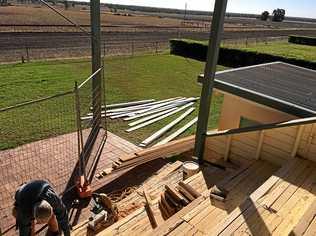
0,131,140,235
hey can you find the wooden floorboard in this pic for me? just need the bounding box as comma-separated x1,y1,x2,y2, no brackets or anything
189,161,278,234
290,199,316,236
91,157,316,236
215,159,316,236
303,217,316,236
210,158,303,236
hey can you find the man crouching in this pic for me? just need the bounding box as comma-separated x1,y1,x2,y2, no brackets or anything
13,180,70,236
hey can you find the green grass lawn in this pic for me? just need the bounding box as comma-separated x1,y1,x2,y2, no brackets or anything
224,41,316,62
0,54,227,149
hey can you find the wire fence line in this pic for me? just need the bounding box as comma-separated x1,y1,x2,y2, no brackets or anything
221,36,288,47
0,36,287,64
0,40,170,63
0,68,106,233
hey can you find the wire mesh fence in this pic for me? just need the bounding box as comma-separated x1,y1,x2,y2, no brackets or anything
0,91,78,232
76,67,107,181
221,36,288,47
0,67,106,233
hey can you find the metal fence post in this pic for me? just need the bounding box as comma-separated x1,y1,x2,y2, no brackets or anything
74,82,86,181
25,46,30,62
132,41,134,57
155,42,158,54
103,40,106,59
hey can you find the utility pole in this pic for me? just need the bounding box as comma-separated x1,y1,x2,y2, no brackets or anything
90,0,102,129
194,0,228,164
183,2,187,23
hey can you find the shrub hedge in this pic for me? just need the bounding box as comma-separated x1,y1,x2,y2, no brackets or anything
170,39,316,70
288,35,316,46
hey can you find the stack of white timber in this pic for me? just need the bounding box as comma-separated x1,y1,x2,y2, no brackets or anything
81,97,199,147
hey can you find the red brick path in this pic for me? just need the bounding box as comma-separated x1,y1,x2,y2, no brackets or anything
0,131,140,235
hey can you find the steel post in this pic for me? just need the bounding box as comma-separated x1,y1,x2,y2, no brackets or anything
90,0,102,129
194,0,228,164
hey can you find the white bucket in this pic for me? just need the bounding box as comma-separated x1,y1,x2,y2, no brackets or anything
183,161,199,179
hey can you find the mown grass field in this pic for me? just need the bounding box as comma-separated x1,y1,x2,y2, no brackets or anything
224,40,316,62
0,54,226,149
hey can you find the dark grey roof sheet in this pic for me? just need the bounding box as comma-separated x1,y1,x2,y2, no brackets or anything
213,62,316,117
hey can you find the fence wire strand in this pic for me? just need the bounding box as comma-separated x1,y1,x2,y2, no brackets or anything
0,67,106,233
0,91,78,232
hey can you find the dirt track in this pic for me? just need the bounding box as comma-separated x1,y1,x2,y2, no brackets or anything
1,28,316,62
1,4,316,62
2,29,316,49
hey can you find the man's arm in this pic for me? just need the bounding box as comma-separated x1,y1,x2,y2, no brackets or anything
42,187,70,236
14,186,33,236
16,214,33,236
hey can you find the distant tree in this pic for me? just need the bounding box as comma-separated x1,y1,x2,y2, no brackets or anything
46,0,57,5
64,0,69,10
272,8,286,22
0,0,8,6
260,11,269,21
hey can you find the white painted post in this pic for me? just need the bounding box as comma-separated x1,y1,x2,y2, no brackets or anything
291,125,304,158
304,124,315,158
255,130,265,160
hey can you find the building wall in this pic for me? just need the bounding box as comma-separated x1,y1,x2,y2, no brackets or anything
218,93,297,130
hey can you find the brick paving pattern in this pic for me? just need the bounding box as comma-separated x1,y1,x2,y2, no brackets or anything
0,131,140,235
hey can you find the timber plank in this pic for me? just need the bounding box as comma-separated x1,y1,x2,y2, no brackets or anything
229,143,256,161
167,222,195,236
290,200,316,236
182,198,211,222
264,130,296,147
272,165,316,235
254,166,314,234
231,205,282,236
97,207,146,235
197,161,276,234
257,158,308,206
303,217,316,236
204,148,224,161
260,151,286,166
218,159,312,236
262,136,293,155
210,159,301,235
232,132,259,148
119,136,195,162
151,196,206,236
229,160,312,235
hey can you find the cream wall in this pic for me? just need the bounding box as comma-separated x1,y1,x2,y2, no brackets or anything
218,92,297,130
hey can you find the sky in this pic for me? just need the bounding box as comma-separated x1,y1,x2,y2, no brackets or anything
100,0,316,19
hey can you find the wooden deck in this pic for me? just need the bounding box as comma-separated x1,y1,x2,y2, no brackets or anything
156,158,316,236
152,159,278,236
212,158,316,236
71,156,282,236
69,115,316,236
79,156,316,236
